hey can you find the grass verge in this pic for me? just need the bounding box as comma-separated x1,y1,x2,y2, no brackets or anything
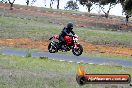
0,55,131,88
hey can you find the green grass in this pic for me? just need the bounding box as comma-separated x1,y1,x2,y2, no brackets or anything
75,27,132,47
0,16,62,40
0,16,132,47
0,55,131,88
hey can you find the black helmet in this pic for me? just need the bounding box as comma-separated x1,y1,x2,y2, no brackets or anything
67,22,73,29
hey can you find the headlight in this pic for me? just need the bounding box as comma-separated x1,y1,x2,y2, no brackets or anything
74,38,78,41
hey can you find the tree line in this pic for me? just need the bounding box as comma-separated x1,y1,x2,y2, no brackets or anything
79,0,132,18
0,0,132,18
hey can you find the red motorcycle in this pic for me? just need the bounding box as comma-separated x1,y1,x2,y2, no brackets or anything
48,34,83,56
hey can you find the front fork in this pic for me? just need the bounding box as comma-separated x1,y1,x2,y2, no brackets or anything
74,43,79,49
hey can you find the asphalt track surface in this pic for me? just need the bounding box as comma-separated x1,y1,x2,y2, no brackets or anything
2,49,132,68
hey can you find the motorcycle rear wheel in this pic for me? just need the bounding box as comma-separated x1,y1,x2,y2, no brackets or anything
48,42,58,53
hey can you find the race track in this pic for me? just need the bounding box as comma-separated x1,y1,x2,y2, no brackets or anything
2,48,132,68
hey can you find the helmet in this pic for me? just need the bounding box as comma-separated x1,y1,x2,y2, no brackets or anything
67,22,73,30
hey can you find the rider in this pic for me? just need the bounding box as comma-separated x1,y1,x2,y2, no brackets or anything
59,22,76,50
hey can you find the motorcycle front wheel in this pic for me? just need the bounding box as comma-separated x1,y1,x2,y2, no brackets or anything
72,44,83,56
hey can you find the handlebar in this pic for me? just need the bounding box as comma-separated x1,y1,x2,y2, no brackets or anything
67,34,78,38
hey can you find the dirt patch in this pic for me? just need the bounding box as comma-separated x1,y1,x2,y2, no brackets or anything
0,38,48,51
79,40,132,56
0,38,132,56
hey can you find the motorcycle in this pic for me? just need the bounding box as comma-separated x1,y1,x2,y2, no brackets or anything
48,34,83,56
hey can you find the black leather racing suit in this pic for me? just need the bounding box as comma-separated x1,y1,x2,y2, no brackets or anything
59,27,75,47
